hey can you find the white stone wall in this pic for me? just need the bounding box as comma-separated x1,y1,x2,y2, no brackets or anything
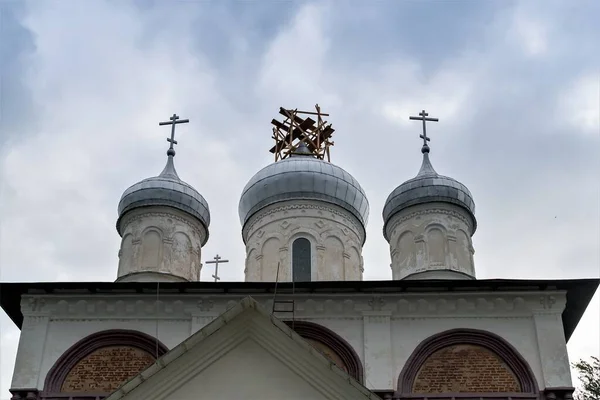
385,202,476,280
117,206,207,282
242,200,365,282
10,291,572,393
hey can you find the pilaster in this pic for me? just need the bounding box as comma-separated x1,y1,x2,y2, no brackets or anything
191,299,218,335
362,309,393,389
532,294,572,388
11,298,50,390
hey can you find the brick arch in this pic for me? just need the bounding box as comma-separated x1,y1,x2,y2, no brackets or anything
397,328,538,396
284,320,363,383
43,329,168,394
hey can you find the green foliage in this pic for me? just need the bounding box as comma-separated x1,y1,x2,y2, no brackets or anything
573,356,600,400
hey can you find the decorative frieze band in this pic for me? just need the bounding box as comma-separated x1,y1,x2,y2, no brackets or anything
243,202,365,244
120,210,207,243
20,292,566,319
386,207,473,240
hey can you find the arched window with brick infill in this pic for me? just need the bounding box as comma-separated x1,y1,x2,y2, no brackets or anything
43,330,168,397
397,329,539,399
284,320,363,383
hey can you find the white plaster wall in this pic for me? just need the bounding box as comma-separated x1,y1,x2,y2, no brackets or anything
117,206,207,282
10,291,571,393
385,202,476,280
168,338,328,400
242,200,365,282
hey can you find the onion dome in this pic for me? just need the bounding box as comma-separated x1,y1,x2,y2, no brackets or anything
239,143,369,241
382,146,476,241
117,150,210,243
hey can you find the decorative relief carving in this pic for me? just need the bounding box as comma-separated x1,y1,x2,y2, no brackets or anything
386,208,473,241
244,203,365,244
120,211,206,240
368,296,386,311
197,299,214,312
28,298,46,312
46,298,191,318
540,296,556,310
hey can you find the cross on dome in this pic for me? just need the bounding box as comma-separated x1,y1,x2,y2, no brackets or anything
409,110,438,153
159,113,190,156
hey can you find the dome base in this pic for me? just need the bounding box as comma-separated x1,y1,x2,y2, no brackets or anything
116,271,190,283
401,269,475,280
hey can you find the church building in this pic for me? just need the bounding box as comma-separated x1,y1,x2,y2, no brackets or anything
2,107,597,400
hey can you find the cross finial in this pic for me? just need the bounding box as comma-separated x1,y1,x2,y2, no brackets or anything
409,110,438,154
205,254,229,282
159,114,190,157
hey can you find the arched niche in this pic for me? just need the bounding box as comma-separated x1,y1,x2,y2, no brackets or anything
396,230,416,269
284,321,363,383
425,226,446,266
43,330,168,395
397,328,538,396
141,229,162,269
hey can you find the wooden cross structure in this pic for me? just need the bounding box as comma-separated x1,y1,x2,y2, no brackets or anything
270,104,335,162
159,113,189,155
205,254,229,282
409,110,438,152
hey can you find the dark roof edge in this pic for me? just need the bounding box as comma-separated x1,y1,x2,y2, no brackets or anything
1,278,597,341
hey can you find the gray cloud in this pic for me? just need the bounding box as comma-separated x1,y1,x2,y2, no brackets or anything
1,0,598,397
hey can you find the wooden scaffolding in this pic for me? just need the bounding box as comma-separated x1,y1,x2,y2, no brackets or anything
269,104,335,162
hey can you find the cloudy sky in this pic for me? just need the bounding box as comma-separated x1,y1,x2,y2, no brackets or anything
1,0,598,396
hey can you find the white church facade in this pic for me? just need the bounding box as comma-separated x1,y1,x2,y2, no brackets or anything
2,108,597,400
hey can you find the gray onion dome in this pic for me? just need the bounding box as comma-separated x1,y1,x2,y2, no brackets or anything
117,154,210,243
239,143,369,241
382,149,476,240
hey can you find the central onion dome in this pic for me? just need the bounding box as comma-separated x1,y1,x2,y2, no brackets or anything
238,143,370,240
117,155,211,240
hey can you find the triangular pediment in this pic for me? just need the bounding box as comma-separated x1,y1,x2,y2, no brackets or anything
106,297,378,400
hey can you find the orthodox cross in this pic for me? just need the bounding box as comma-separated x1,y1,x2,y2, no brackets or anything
159,114,189,155
409,110,438,151
206,254,229,282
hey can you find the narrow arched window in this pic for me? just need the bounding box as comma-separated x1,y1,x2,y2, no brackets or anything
292,238,311,282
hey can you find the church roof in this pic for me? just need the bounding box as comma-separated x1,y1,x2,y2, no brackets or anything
116,154,210,241
1,278,597,342
238,143,369,240
104,296,380,400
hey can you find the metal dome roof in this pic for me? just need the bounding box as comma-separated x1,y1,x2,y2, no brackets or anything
239,144,369,235
117,155,210,242
382,152,476,240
